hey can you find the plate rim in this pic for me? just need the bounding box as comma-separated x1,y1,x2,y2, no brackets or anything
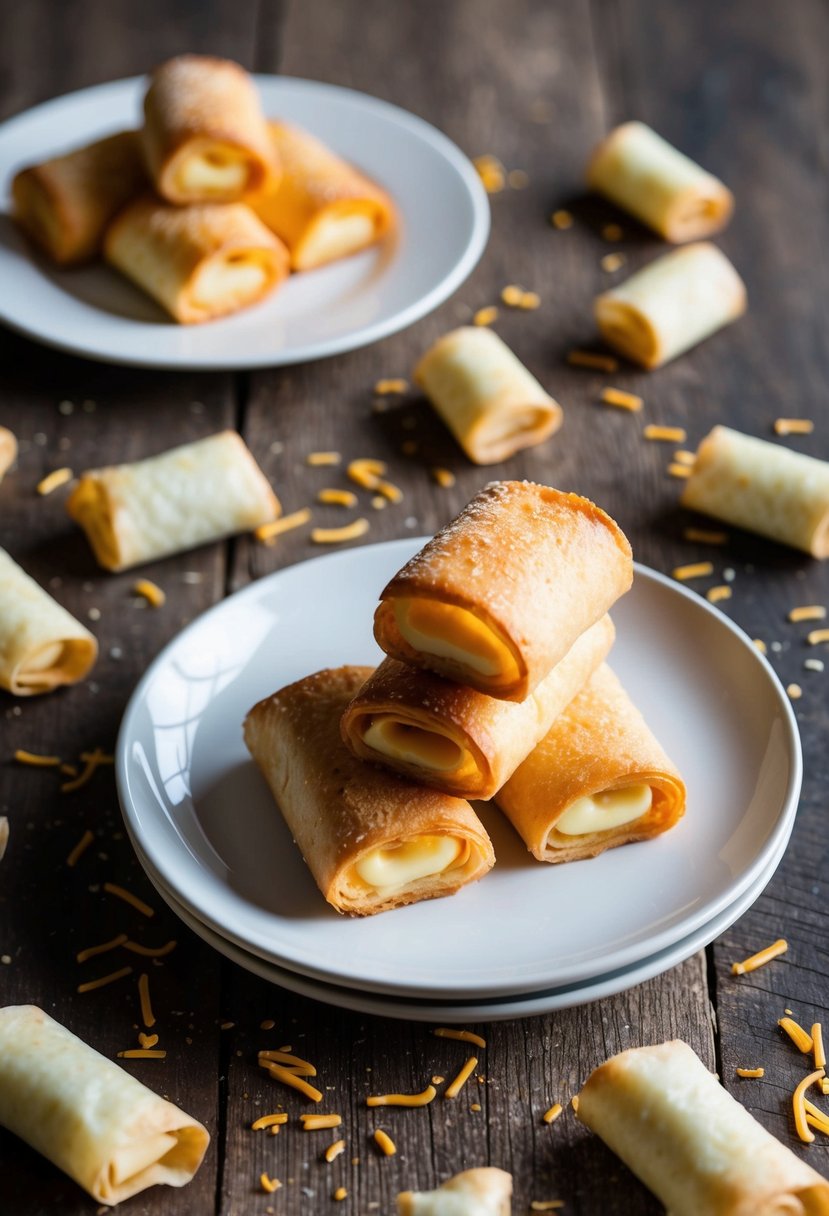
116,538,803,997
0,74,490,369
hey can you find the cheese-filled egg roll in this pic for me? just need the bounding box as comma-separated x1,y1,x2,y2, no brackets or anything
595,242,746,369
576,1040,829,1216
681,425,829,558
244,667,494,916
587,122,734,243
104,196,289,324
250,121,394,270
0,426,17,483
397,1167,513,1215
374,481,632,701
11,131,146,265
0,1006,209,1206
66,430,279,572
343,616,614,800
414,327,562,465
142,54,278,204
495,664,685,863
0,547,97,695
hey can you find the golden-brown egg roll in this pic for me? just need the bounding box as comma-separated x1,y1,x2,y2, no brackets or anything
576,1040,829,1216
681,425,829,558
374,481,632,701
104,195,289,324
342,616,614,799
250,121,394,270
244,667,495,916
414,326,562,465
397,1167,513,1215
595,242,746,369
0,1005,209,1206
0,817,8,862
66,430,279,572
495,664,685,862
0,547,97,695
0,427,17,483
142,54,278,204
11,131,146,265
586,121,734,243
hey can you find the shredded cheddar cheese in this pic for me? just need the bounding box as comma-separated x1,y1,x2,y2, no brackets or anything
375,479,403,503
473,155,505,193
644,424,687,443
103,882,155,918
566,350,618,373
133,579,166,608
735,1067,765,1078
66,829,95,867
530,1201,565,1211
61,748,113,794
433,1027,487,1049
317,488,358,508
667,463,694,479
599,387,642,412
805,1099,829,1135
431,467,456,488
261,1062,323,1102
260,1173,281,1194
138,972,156,1028
673,450,697,466
779,1017,814,1053
518,290,541,310
311,519,370,544
787,683,803,701
123,939,177,958
683,527,728,544
300,1114,342,1131
366,1084,436,1108
347,458,385,489
77,965,133,994
707,586,732,604
307,451,341,466
672,562,714,581
501,284,525,307
76,933,128,963
333,1187,348,1201
325,1139,346,1162
258,1049,317,1075
789,605,827,623
473,306,499,327
601,252,625,272
444,1056,478,1100
753,639,768,654
260,1019,275,1030
807,629,829,646
138,1033,159,1049
550,210,574,230
774,418,814,436
14,749,61,767
571,1096,579,1112
374,379,409,395
255,508,312,543
373,1129,396,1156
793,1069,825,1143
814,1024,826,1070
117,1049,166,1059
731,939,788,976
36,467,73,495
542,1103,563,1124
251,1113,289,1131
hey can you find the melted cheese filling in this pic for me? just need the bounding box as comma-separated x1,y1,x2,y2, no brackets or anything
192,255,268,306
555,784,652,837
176,145,249,195
363,716,469,773
298,210,377,268
393,598,519,683
355,835,466,891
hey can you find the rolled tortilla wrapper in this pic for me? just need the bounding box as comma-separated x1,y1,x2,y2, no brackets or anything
681,425,829,558
576,1040,829,1216
251,121,394,270
66,430,279,572
0,1005,209,1206
374,481,632,701
11,131,146,265
343,616,614,799
0,817,8,862
495,664,685,862
414,326,562,465
0,547,97,695
0,427,17,483
244,666,494,916
586,121,734,243
104,196,289,324
142,54,278,204
595,242,746,369
397,1167,513,1215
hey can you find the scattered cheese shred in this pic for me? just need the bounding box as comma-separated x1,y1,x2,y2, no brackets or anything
66,829,95,867
14,749,61,767
779,1017,814,1053
566,350,618,373
375,479,403,503
667,463,694,479
117,1049,167,1059
542,1103,563,1124
473,306,499,327
261,1062,323,1102
133,579,166,608
789,605,827,623
366,1084,437,1108
814,1024,826,1070
258,1049,317,1076
307,451,341,466
333,1187,348,1201
260,1173,281,1195
374,379,409,395
774,418,814,436
373,1129,396,1156
260,1019,275,1030
251,1113,289,1131
138,1033,159,1049
318,488,358,508
823,1079,829,1097
103,882,155,918
255,508,311,543
501,284,525,306
473,155,505,194
530,1201,565,1211
123,939,177,958
138,972,156,1028
550,210,574,230
732,939,788,975
599,387,642,412
571,1096,579,1112
61,748,113,794
518,291,541,310
311,519,370,544
753,639,768,655
301,1113,342,1131
735,1067,765,1078
601,252,625,272
371,496,387,510
644,424,687,442
787,683,803,701
793,1069,825,1144
433,1027,487,1049
36,467,73,495
672,562,714,581
347,458,386,489
77,965,133,994
602,223,623,241
76,933,128,963
673,450,697,466
683,527,728,544
444,1056,478,1100
431,467,456,488
325,1139,346,1162
707,586,732,604
805,1099,829,1135
807,629,829,646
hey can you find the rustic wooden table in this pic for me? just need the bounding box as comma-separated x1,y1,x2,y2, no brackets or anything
1,0,828,1211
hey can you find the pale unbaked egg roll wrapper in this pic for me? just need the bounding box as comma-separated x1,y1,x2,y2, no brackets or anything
142,54,278,203
576,1040,829,1216
0,426,17,483
244,666,494,916
495,664,685,863
595,242,746,369
0,547,97,695
374,481,632,701
343,616,614,800
414,326,562,465
0,1005,209,1206
66,430,280,572
398,1167,513,1215
104,196,289,324
681,425,829,558
587,121,734,243
251,121,394,270
11,131,146,265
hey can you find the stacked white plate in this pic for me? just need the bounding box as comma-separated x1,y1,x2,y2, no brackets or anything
116,540,802,1022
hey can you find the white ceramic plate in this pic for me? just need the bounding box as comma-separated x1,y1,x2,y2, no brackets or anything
132,823,789,1022
116,538,802,1000
0,77,489,368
